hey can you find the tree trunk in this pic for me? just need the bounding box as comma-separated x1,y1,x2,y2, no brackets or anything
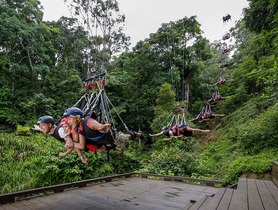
183,77,190,112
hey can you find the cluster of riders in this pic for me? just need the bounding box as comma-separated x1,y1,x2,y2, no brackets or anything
150,124,210,141
33,78,227,163
34,89,227,162
33,106,214,163
33,107,147,163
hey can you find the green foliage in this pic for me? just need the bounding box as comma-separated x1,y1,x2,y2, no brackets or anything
190,136,235,181
190,102,278,184
243,0,278,33
232,56,258,93
222,98,260,130
154,83,176,117
138,141,197,176
224,149,278,183
16,125,32,136
0,133,45,193
0,132,144,193
261,56,278,105
237,105,278,154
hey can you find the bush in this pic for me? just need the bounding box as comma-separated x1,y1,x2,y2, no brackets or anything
139,142,197,176
224,149,278,184
16,125,32,136
0,133,143,193
237,105,278,154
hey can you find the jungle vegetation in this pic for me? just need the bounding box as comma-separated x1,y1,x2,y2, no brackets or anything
0,0,278,194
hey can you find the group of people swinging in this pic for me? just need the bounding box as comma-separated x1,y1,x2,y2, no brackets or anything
33,107,147,164
150,123,210,141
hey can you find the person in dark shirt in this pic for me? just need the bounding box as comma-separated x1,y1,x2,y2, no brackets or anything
33,116,88,163
62,107,147,159
177,123,210,141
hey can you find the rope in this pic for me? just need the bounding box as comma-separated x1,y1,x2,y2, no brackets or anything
105,95,129,132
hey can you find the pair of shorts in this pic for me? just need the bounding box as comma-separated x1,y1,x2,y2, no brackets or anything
114,132,130,147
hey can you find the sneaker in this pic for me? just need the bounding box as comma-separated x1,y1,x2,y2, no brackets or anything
138,131,147,143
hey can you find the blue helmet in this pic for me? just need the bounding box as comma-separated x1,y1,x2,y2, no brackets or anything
37,116,54,125
63,107,83,117
178,123,186,128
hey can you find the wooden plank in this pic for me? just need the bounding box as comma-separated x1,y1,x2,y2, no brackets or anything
228,188,238,210
229,178,248,210
22,198,49,209
37,190,86,209
264,180,278,204
256,180,278,210
272,162,278,187
247,179,264,210
15,199,41,209
75,179,217,210
217,188,234,210
198,188,225,210
31,194,66,209
0,203,18,210
7,201,30,210
187,196,208,210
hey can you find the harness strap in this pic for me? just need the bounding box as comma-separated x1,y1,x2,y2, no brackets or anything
86,133,106,141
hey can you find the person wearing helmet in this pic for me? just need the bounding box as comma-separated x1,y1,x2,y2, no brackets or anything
33,115,88,164
33,116,65,142
163,125,180,140
62,107,120,157
177,123,193,140
149,126,174,138
63,107,84,118
176,123,210,141
163,123,210,141
59,118,88,164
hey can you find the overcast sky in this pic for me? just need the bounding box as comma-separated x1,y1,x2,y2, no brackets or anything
40,0,249,47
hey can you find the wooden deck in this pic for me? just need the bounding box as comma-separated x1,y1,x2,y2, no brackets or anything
0,177,220,210
187,178,278,210
1,162,278,209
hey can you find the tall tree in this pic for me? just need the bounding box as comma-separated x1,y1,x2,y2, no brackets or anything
147,16,212,111
64,0,130,78
0,0,86,124
230,0,278,104
243,0,278,33
0,0,53,123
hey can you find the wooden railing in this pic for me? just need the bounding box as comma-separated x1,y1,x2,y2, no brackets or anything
0,172,226,205
0,173,133,205
273,161,278,187
134,173,226,187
